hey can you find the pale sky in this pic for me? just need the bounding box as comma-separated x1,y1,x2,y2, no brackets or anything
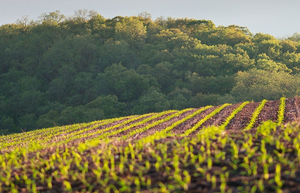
0,0,299,38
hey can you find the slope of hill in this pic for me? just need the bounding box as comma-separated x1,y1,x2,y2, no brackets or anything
1,12,300,134
1,97,300,192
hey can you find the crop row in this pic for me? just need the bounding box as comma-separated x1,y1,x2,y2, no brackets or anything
0,116,132,151
277,97,286,125
138,105,213,143
244,99,268,131
2,98,287,153
180,103,230,137
0,117,298,192
0,98,295,192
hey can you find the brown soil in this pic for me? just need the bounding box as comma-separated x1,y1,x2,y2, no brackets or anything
225,102,260,131
284,96,300,123
196,103,241,130
4,98,300,193
8,128,300,193
128,108,199,140
170,106,217,135
110,111,177,138
69,114,155,144
5,97,300,157
253,100,279,127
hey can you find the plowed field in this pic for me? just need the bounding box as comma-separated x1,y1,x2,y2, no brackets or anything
1,97,300,192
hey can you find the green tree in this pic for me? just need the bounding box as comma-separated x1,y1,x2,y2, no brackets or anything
168,87,192,109
256,54,291,73
115,17,147,46
222,52,255,73
0,115,16,134
194,55,224,76
190,93,221,107
280,39,297,53
85,95,126,118
98,40,138,69
133,87,170,114
231,69,300,101
288,32,300,42
58,106,85,125
187,72,234,95
151,62,174,93
95,63,150,102
36,110,60,128
18,113,37,131
280,52,300,73
38,10,65,25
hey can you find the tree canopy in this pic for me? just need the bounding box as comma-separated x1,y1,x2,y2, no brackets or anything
1,10,300,134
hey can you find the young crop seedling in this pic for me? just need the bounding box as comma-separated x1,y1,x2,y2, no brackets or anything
244,99,267,131
277,97,286,125
0,97,298,192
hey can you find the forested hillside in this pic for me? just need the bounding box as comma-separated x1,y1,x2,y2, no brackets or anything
1,10,300,134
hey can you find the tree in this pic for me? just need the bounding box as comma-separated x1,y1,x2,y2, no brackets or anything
18,113,37,131
168,87,192,109
187,73,235,95
280,52,300,73
190,93,221,107
133,87,170,114
151,62,174,93
194,26,251,46
85,95,126,118
38,10,65,25
138,12,152,20
2,11,300,134
222,52,255,73
71,9,97,23
288,32,300,42
256,54,291,73
58,106,85,125
230,69,300,101
36,110,59,128
194,55,224,76
280,39,297,53
94,63,150,102
71,72,94,105
98,40,138,69
16,15,33,30
40,35,97,81
0,115,16,133
115,17,147,46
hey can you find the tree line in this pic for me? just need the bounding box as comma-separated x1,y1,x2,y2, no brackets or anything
1,10,300,134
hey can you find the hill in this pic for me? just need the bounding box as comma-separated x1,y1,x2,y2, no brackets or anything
1,11,300,134
1,97,300,192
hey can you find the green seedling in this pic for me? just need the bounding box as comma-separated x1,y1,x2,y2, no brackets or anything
244,99,268,131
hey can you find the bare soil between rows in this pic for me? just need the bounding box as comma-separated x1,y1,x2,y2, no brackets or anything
225,102,259,130
170,106,217,135
3,97,300,157
3,98,300,193
285,97,300,123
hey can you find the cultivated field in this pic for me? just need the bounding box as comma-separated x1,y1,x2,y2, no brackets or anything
1,97,300,192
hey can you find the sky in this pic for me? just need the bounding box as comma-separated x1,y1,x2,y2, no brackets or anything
0,0,299,38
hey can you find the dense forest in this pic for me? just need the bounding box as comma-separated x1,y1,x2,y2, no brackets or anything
1,10,300,134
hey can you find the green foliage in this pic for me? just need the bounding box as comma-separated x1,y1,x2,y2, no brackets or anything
85,95,126,118
190,93,221,107
244,99,268,130
277,97,286,125
231,69,300,101
0,11,300,133
133,87,170,114
115,17,147,44
0,116,15,133
36,110,60,128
